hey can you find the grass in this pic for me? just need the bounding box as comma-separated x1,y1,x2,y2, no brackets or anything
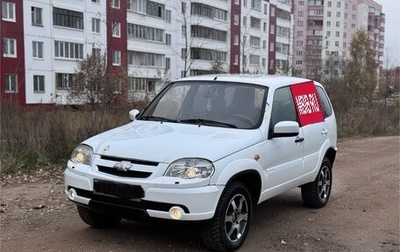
0,97,399,175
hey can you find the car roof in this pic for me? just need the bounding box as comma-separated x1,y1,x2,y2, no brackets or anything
174,74,315,89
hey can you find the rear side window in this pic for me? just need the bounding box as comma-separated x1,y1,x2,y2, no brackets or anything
316,86,333,117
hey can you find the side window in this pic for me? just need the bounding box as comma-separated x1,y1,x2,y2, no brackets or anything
270,87,297,131
316,86,333,117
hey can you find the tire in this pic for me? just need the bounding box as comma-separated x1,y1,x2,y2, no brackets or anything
301,157,332,208
202,182,252,252
77,205,121,228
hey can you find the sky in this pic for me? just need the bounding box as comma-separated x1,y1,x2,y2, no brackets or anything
375,0,400,67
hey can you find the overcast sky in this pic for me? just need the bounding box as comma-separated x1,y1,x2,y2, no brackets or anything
375,0,400,67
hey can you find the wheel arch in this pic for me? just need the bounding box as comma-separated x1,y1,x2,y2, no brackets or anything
325,147,337,166
224,170,262,206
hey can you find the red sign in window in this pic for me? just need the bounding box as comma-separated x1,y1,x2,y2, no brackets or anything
290,81,324,126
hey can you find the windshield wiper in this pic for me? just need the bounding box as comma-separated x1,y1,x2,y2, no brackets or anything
140,116,178,123
180,119,237,128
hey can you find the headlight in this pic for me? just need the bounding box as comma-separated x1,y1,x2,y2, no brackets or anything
165,158,214,179
70,144,93,165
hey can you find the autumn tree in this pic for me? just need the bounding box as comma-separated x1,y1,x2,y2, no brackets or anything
345,29,378,104
70,52,127,112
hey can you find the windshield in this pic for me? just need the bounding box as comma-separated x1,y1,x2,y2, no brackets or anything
139,81,268,129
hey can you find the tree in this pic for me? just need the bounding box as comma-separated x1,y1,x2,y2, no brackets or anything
210,56,226,74
345,29,378,103
70,52,127,111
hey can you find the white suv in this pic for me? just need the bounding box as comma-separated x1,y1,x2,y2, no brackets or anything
65,75,337,252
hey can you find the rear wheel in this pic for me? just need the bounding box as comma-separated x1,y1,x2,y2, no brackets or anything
202,182,252,252
301,157,332,208
77,205,121,228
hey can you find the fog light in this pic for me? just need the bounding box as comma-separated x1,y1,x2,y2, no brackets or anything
68,188,77,200
169,206,184,220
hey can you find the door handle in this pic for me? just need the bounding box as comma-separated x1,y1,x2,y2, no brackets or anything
321,129,329,135
295,137,304,143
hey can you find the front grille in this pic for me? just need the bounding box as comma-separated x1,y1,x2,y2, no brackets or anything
98,165,152,178
100,155,159,166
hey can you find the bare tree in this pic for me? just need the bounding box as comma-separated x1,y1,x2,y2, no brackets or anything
71,52,127,112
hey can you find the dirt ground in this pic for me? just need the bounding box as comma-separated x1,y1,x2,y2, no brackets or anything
1,136,399,252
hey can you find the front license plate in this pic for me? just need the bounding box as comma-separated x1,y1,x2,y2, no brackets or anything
93,179,144,199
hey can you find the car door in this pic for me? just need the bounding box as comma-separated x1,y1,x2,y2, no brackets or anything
290,82,328,175
263,86,305,192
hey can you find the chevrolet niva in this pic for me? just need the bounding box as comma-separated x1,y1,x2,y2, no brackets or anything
65,74,337,252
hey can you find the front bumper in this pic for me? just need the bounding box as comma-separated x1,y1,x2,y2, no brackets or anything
64,167,223,221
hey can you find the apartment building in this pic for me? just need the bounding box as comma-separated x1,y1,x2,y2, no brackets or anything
292,0,385,79
1,0,293,106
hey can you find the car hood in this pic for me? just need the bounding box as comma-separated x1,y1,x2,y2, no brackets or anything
83,120,263,163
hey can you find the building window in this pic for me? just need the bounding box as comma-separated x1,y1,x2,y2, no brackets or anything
250,36,260,47
2,1,15,22
251,0,261,10
166,9,171,22
111,0,120,8
113,51,121,65
129,77,156,93
31,7,42,26
181,2,186,13
54,41,84,59
4,74,17,93
249,55,260,65
263,40,266,48
92,0,100,3
336,21,340,27
234,35,239,45
32,41,43,58
270,24,275,34
56,73,76,90
191,25,227,42
270,42,274,52
166,34,171,45
270,7,275,17
233,54,238,65
190,48,227,62
234,14,239,25
53,7,84,30
250,16,261,29
33,75,45,93
92,18,100,33
243,17,247,27
3,38,16,57
112,22,121,37
127,23,165,42
182,25,186,36
234,0,239,5
165,57,170,69
335,31,340,37
92,48,101,57
128,51,165,67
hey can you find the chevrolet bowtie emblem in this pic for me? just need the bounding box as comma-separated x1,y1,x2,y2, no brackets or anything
113,161,132,171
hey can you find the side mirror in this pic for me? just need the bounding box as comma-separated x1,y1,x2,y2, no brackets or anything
272,121,299,138
129,109,140,121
